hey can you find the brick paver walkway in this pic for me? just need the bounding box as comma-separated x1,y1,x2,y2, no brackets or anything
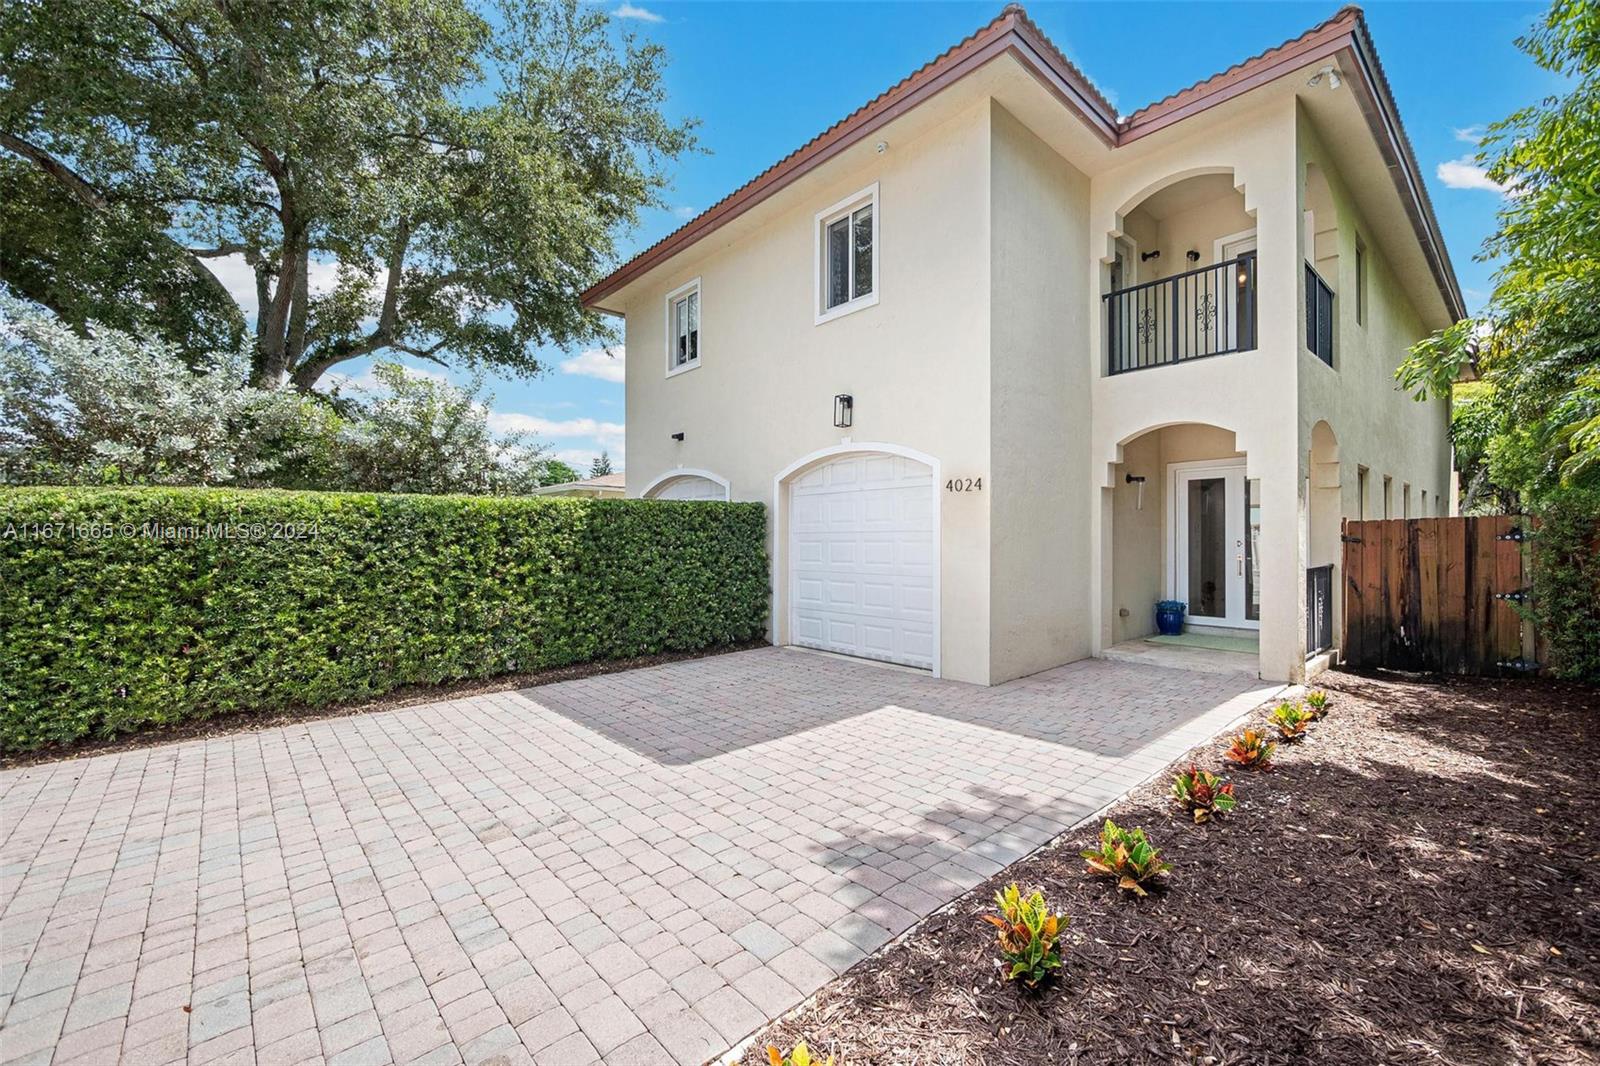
0,648,1276,1066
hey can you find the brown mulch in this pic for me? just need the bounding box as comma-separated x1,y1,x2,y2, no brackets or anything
0,640,767,770
746,671,1600,1065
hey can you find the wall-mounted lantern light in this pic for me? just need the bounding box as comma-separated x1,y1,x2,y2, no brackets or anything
1185,249,1201,264
670,431,685,442
1141,249,1161,262
1125,472,1147,510
833,394,853,429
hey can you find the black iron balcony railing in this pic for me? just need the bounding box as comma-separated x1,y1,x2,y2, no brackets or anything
1305,262,1335,366
1105,255,1257,375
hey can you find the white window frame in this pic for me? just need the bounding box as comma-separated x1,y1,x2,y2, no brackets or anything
814,183,879,325
664,277,701,378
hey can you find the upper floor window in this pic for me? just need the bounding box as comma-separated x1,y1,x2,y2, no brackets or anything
665,278,700,376
1355,236,1367,325
815,183,878,324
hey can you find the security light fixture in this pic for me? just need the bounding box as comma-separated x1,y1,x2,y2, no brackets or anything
833,394,853,429
1307,65,1341,90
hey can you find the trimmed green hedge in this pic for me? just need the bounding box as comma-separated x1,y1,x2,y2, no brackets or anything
1,488,769,752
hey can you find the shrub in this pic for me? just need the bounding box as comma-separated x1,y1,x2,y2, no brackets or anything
1081,819,1171,897
1270,702,1313,741
982,883,1066,987
1529,491,1600,682
1225,728,1276,770
1170,764,1237,823
1304,689,1330,717
0,488,769,751
767,1042,834,1066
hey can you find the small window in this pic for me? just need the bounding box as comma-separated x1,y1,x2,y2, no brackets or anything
816,184,878,323
1357,466,1369,521
664,279,700,376
1355,237,1367,325
1402,483,1411,518
1382,475,1393,519
1420,489,1428,515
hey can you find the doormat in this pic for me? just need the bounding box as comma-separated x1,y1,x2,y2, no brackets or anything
1146,632,1259,654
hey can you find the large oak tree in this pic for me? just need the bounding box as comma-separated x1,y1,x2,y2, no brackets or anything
0,0,693,388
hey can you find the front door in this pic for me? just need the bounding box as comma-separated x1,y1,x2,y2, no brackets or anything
1172,461,1261,629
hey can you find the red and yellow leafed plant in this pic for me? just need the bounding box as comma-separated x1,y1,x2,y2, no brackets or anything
1225,728,1276,770
981,883,1066,987
1170,764,1237,823
1081,819,1172,897
1304,689,1331,718
767,1041,834,1066
1270,701,1313,741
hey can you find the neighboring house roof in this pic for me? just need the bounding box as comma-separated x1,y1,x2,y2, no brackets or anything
582,3,1463,322
530,472,626,497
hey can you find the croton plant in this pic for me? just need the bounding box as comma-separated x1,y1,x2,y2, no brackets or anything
1170,764,1237,823
982,882,1066,987
1225,728,1276,770
1081,819,1172,897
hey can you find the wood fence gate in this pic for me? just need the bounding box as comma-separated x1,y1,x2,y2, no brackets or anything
1341,515,1537,675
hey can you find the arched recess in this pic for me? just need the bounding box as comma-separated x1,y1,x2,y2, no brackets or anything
641,469,730,501
771,443,941,676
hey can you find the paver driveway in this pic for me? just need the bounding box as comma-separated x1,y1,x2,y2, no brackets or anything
0,648,1275,1066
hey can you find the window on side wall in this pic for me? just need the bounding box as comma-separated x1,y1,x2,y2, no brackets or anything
1383,475,1393,519
1357,466,1369,521
1403,483,1411,518
815,183,878,324
665,279,700,377
1355,237,1367,326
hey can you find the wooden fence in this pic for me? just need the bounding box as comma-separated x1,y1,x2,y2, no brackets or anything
1341,515,1537,675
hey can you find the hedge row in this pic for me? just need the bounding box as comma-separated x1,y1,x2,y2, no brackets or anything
0,488,770,752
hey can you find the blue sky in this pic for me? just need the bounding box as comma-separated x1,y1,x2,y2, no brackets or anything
324,0,1560,474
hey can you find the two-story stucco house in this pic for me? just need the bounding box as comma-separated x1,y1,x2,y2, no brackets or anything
581,4,1462,686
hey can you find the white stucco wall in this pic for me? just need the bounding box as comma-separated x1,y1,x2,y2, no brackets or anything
619,99,996,683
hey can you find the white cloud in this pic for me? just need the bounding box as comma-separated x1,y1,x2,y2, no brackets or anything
1453,125,1487,144
670,205,697,221
559,347,625,384
613,3,663,22
488,411,625,445
1437,156,1511,195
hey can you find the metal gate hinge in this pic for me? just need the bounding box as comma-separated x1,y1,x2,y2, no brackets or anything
1494,587,1532,603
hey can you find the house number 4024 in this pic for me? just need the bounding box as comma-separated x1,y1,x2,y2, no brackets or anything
945,477,983,493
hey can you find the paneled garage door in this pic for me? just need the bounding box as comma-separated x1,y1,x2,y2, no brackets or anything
788,453,935,669
648,475,727,500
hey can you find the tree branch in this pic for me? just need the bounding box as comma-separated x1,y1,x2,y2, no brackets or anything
0,132,108,210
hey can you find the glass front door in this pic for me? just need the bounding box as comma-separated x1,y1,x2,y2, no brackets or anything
1173,462,1260,629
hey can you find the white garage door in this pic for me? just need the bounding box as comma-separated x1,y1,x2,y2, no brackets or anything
649,475,727,500
788,453,935,669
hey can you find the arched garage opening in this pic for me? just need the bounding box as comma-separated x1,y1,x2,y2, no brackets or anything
773,444,940,674
641,469,730,501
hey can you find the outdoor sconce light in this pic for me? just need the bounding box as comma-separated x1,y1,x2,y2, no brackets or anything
1141,249,1161,262
1125,472,1147,510
1186,249,1201,263
833,394,853,429
670,431,685,442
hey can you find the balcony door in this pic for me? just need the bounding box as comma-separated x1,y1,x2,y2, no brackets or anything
1171,460,1261,630
1215,230,1257,353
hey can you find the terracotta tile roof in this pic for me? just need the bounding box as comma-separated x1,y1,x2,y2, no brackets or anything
1122,6,1361,129
584,3,1462,320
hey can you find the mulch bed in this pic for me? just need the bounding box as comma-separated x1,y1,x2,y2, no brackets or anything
1,640,767,770
745,671,1600,1065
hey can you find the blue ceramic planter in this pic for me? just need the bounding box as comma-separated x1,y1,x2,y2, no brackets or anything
1155,600,1187,636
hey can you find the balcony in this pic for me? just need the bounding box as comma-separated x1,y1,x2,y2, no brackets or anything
1105,255,1257,375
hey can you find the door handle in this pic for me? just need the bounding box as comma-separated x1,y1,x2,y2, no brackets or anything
1237,556,1243,575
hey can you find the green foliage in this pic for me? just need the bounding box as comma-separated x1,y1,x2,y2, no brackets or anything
590,452,615,478
1530,490,1600,680
981,883,1066,987
1270,702,1313,741
0,0,696,389
0,295,326,486
1225,728,1276,770
1170,764,1237,824
1304,690,1330,717
1080,820,1171,897
539,460,581,487
1397,0,1600,507
0,488,768,751
333,362,546,496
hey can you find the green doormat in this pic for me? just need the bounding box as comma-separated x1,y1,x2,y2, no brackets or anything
1146,632,1260,654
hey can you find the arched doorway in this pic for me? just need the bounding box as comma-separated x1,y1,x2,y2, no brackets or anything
642,469,730,501
774,444,939,672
